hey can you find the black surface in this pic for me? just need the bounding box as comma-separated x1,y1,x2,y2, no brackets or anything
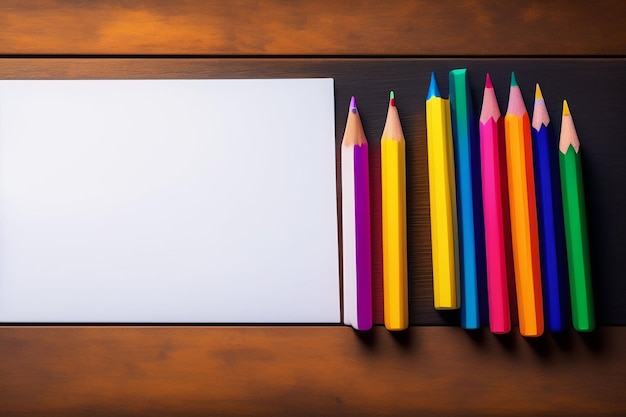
1,58,624,326
324,59,626,325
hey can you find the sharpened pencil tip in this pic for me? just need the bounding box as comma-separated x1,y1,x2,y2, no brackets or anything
510,72,518,87
485,73,493,89
350,96,357,113
427,72,441,99
389,90,396,106
535,84,543,100
563,100,571,116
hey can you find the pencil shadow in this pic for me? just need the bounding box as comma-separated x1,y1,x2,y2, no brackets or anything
353,326,378,348
577,327,605,353
549,329,573,351
436,309,461,326
389,327,413,349
351,324,415,351
524,334,551,359
493,331,518,352
524,328,605,357
463,327,487,345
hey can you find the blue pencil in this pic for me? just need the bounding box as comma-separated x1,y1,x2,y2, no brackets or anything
449,69,488,329
531,84,570,332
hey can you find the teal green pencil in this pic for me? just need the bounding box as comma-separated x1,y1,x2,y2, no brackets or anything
559,100,594,332
449,68,486,329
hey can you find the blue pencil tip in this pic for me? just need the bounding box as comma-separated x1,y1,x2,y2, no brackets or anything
427,72,441,99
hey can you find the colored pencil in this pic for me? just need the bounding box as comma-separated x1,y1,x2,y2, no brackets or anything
341,96,373,331
559,100,595,332
504,72,544,337
479,73,511,334
531,84,570,332
381,91,408,330
450,68,487,328
426,72,460,310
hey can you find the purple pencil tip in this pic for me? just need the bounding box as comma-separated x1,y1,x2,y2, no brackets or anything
350,96,357,112
485,73,493,89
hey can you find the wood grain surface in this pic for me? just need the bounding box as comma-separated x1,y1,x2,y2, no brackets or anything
0,0,625,56
1,2,626,416
1,326,624,417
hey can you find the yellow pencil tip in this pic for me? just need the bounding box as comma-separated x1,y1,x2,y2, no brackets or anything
563,100,571,116
535,84,543,100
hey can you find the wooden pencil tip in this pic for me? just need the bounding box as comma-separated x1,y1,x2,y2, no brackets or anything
563,100,571,116
535,83,543,100
427,72,440,99
485,73,493,89
510,72,518,87
350,96,357,112
389,90,396,106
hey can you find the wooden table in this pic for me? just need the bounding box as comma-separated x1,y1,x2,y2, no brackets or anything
1,2,625,415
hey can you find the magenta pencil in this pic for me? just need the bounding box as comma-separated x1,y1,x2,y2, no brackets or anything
479,74,511,333
341,96,373,330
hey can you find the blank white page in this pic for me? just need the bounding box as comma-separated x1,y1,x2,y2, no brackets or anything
0,79,339,323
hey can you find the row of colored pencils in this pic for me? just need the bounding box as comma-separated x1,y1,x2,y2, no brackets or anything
341,71,594,335
342,93,408,331
428,70,594,336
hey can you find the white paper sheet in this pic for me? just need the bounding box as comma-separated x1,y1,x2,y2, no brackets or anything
0,79,339,323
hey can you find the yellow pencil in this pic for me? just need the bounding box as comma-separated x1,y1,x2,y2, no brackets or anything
426,73,460,309
381,91,408,330
504,73,544,337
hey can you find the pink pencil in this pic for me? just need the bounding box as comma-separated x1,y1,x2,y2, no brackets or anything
341,96,372,330
479,74,511,333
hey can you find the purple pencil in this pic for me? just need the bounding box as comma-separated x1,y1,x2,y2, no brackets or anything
342,96,373,330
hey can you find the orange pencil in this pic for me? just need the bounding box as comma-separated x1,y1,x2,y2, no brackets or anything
504,73,544,337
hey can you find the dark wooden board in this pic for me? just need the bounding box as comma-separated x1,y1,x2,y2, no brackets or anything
1,0,625,56
0,58,624,326
1,326,625,417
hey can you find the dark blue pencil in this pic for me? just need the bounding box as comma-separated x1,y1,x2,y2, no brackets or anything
531,84,570,332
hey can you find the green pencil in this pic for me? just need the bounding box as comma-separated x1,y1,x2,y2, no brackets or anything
559,100,594,331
